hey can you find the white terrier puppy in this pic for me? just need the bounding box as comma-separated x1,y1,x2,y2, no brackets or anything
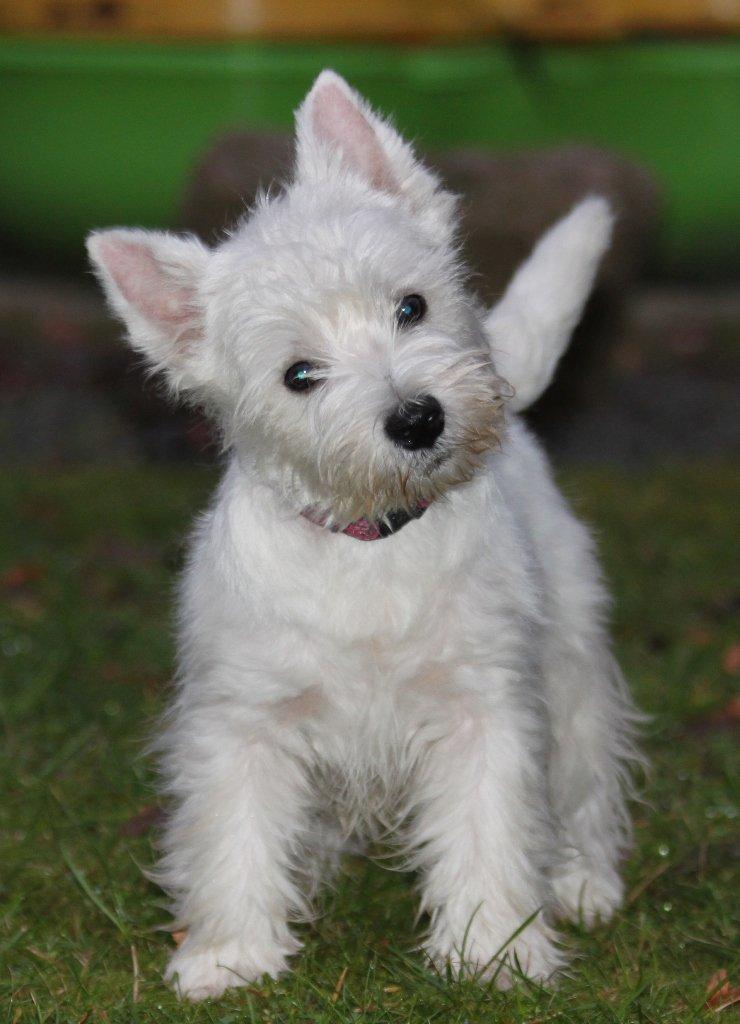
88,70,641,1001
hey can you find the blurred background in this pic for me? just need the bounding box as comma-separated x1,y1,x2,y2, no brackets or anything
2,9,739,1018
0,0,738,463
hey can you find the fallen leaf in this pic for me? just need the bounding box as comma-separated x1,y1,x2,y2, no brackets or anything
1,562,44,589
383,985,401,994
722,645,740,675
686,695,740,736
119,804,164,838
687,626,714,646
706,969,740,1012
331,966,348,1003
713,695,740,725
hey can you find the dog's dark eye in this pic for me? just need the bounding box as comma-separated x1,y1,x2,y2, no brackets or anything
396,294,427,328
284,361,319,393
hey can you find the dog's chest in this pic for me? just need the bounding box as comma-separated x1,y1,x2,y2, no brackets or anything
247,523,465,647
298,630,460,787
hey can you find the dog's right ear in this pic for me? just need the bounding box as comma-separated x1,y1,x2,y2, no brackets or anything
87,228,214,394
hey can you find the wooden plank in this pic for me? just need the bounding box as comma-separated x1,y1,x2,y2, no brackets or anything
1,0,737,40
487,0,740,38
0,0,493,39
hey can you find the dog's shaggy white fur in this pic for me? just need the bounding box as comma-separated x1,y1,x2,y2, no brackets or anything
88,70,642,1001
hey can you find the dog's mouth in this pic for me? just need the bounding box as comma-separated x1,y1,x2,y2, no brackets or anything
301,499,431,542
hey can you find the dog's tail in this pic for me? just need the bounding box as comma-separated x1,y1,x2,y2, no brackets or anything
485,196,613,413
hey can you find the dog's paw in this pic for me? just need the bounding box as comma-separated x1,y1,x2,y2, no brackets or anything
552,858,624,928
165,937,291,1002
425,913,565,988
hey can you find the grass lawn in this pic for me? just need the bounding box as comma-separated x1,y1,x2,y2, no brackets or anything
1,462,738,1023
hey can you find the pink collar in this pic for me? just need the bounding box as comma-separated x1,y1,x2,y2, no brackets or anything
301,500,430,541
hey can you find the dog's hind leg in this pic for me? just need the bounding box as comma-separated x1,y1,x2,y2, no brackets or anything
516,451,644,928
545,635,643,928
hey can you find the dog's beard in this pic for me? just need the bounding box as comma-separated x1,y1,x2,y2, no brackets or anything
268,365,510,528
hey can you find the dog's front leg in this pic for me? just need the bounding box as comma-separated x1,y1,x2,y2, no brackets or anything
157,710,309,1001
412,681,564,987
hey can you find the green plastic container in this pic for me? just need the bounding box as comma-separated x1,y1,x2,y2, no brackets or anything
1,38,738,272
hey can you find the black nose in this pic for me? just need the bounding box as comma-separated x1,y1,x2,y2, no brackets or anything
384,394,445,451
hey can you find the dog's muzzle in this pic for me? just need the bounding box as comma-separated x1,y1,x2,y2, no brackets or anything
301,500,430,541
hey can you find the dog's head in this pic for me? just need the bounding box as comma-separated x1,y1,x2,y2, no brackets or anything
88,71,610,532
88,71,506,527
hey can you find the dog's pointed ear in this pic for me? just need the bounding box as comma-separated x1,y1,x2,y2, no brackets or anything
295,69,396,193
485,197,614,413
294,69,456,236
87,228,213,393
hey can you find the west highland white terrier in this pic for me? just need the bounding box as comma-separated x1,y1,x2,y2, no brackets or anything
88,70,642,1001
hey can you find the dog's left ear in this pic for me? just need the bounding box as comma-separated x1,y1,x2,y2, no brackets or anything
294,69,456,238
